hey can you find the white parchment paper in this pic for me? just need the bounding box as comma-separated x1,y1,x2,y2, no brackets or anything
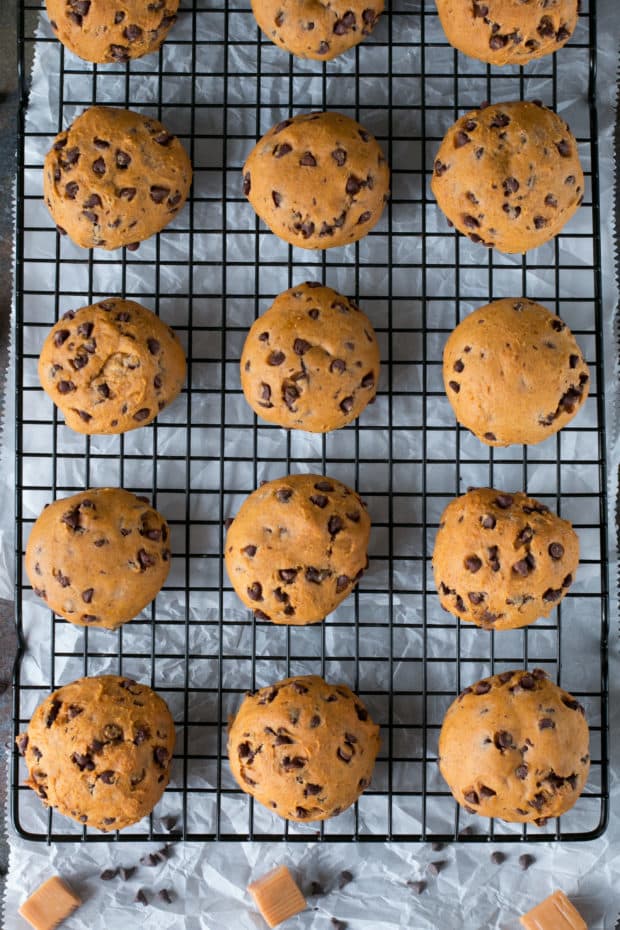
2,0,620,927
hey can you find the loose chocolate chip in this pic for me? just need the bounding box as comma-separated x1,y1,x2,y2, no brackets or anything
427,861,445,876
408,880,426,895
158,889,173,904
519,854,535,871
247,582,263,601
495,494,513,509
464,555,482,573
100,869,118,881
135,890,148,906
337,870,353,889
454,131,470,148
490,851,506,865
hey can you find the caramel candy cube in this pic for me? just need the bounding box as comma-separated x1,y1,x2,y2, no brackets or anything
520,890,588,930
248,865,306,928
18,876,81,930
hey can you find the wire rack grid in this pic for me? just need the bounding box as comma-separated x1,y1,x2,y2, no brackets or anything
12,0,609,843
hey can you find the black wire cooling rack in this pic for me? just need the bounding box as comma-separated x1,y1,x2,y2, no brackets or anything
12,0,609,843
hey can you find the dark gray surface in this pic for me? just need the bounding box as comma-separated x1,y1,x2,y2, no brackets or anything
0,0,19,919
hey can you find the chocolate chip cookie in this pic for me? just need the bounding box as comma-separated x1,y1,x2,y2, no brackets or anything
431,101,584,253
242,111,390,250
443,299,590,446
433,488,579,630
16,675,176,832
44,106,192,250
225,474,370,625
438,669,590,825
435,0,578,66
240,282,380,432
251,0,384,61
46,0,179,64
228,675,380,822
25,488,171,630
39,298,186,434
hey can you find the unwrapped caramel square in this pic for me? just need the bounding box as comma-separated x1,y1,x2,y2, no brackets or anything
248,865,306,928
520,890,588,930
18,875,81,930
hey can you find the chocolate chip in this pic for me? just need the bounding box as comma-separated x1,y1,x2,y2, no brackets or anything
310,494,328,508
489,34,508,50
133,408,150,421
464,790,479,805
274,143,292,158
124,23,143,41
135,890,148,906
267,350,285,366
137,548,156,569
480,513,496,530
503,177,519,195
309,714,321,727
519,673,536,689
490,112,510,129
282,384,300,409
495,494,513,509
150,185,171,204
81,587,94,603
299,152,317,167
464,555,482,573
539,717,555,730
556,139,571,157
317,40,330,53
153,747,169,766
158,889,174,904
247,582,263,601
473,680,491,695
330,358,346,374
57,380,76,395
448,380,460,393
54,328,70,347
119,186,136,201
453,359,464,373
100,869,118,881
340,396,354,414
306,567,330,584
282,755,306,771
116,149,131,168
427,861,445,876
542,587,562,602
338,870,353,889
454,131,470,148
357,211,372,224
328,515,343,536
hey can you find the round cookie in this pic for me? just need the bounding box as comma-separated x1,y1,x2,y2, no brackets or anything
431,101,584,253
443,299,590,446
251,0,384,61
39,298,186,435
434,0,578,66
228,675,380,822
16,675,175,832
240,283,380,432
242,111,390,250
225,474,370,625
25,488,171,630
433,488,579,631
46,0,179,64
44,106,192,251
438,669,590,825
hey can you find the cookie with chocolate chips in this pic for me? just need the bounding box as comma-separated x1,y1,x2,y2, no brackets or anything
43,106,192,250
431,101,584,253
25,488,171,630
242,111,390,250
251,0,384,61
432,488,579,630
443,299,589,446
46,0,179,64
39,298,186,434
224,474,370,624
16,675,175,832
228,675,380,821
435,0,578,66
438,669,589,825
240,282,380,432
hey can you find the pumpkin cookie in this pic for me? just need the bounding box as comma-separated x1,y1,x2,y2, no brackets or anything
46,0,179,64
432,488,579,630
25,488,171,630
39,298,186,434
251,0,384,61
431,101,584,253
16,675,175,832
434,0,578,66
225,474,370,624
228,675,380,821
242,111,389,250
443,299,589,446
241,282,380,432
44,106,192,250
438,669,589,825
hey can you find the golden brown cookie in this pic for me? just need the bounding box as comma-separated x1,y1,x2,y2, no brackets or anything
242,111,389,250
240,282,380,432
46,0,179,64
228,675,380,822
25,488,171,630
438,669,590,825
39,298,186,434
251,0,384,61
432,488,579,631
44,106,192,251
443,299,590,446
431,101,584,253
16,675,175,832
434,0,578,66
225,474,370,625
